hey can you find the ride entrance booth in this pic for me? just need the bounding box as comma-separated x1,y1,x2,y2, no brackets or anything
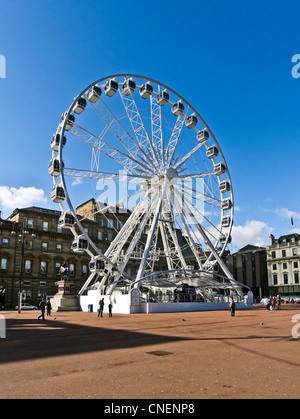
79,270,253,314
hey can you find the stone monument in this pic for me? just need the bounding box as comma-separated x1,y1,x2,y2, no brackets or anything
50,262,80,312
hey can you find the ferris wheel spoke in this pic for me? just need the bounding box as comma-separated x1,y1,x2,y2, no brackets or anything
176,192,234,278
173,141,204,171
160,194,189,270
179,172,215,180
69,123,153,176
103,184,159,264
165,113,186,168
175,182,222,208
150,93,165,169
115,195,159,277
118,84,161,171
87,95,155,174
134,184,167,284
170,191,204,269
174,187,222,242
64,168,149,183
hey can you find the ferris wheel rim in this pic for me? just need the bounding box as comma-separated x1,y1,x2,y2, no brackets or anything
51,73,235,289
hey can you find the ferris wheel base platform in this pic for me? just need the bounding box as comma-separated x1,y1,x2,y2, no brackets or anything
79,290,253,315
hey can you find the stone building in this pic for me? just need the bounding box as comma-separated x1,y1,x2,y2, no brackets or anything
0,200,132,308
225,245,268,300
266,233,300,298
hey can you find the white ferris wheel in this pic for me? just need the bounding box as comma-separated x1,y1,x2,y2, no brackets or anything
49,74,244,299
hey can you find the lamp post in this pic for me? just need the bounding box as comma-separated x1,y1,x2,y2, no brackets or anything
11,218,36,314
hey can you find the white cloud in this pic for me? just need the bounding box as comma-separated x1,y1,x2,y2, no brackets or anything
231,220,274,249
275,208,300,222
71,178,84,187
0,186,47,212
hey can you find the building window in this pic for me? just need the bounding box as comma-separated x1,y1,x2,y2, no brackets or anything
69,264,75,276
82,264,87,275
98,231,103,241
294,273,299,284
117,221,122,231
24,281,31,286
28,219,34,229
271,251,276,258
57,224,62,233
283,262,287,270
56,244,62,253
2,238,8,247
43,221,48,231
294,262,298,269
27,240,33,250
108,232,113,242
1,258,7,271
292,248,298,256
84,228,88,235
282,250,286,258
107,219,114,229
42,242,48,252
283,273,288,285
273,274,278,285
98,218,103,227
40,261,47,275
40,281,46,287
272,264,277,270
55,262,61,275
25,260,32,274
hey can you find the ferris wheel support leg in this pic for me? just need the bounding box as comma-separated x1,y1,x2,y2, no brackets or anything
180,202,244,297
134,185,167,286
78,272,97,296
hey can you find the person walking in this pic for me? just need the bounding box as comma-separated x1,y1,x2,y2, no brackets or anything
276,295,281,310
108,302,113,317
46,299,52,317
271,296,276,311
229,297,236,317
38,298,46,321
98,298,104,317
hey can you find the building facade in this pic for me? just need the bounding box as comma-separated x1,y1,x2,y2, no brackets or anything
225,245,268,300
0,200,133,308
266,234,300,298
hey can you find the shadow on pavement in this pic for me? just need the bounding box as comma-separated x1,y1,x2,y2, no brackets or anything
0,316,190,364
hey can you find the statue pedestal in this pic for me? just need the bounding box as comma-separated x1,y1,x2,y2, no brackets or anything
50,280,80,312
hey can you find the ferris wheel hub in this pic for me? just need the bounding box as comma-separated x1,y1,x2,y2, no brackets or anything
164,167,179,184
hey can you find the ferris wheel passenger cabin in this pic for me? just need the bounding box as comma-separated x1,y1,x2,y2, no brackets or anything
214,162,226,176
58,212,75,229
172,101,184,116
73,97,87,114
51,133,67,152
104,79,119,97
139,83,153,99
222,198,233,210
157,90,170,106
48,159,64,177
72,235,88,253
89,257,105,273
60,113,75,131
206,146,219,159
220,234,232,244
221,216,231,228
122,79,136,96
51,185,65,203
197,129,209,143
87,86,102,103
185,114,198,129
219,180,231,193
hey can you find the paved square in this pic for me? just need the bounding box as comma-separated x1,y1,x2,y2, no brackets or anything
0,306,299,399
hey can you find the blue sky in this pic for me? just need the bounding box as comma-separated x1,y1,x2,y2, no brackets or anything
0,0,299,250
